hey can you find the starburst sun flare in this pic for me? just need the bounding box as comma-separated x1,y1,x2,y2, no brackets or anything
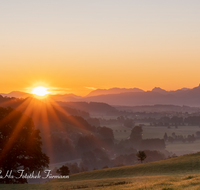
31,86,50,97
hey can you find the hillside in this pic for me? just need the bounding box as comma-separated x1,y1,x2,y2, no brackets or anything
54,152,200,182
57,101,117,114
1,153,200,189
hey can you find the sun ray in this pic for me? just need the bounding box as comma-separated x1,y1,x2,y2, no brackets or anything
39,102,54,163
46,101,67,132
0,97,32,129
51,100,90,131
0,98,36,163
0,93,97,165
0,96,25,109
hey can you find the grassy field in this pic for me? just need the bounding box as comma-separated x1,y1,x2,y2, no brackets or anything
2,175,200,190
1,152,200,189
57,152,200,181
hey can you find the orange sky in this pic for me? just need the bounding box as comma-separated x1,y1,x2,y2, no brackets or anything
1,1,200,96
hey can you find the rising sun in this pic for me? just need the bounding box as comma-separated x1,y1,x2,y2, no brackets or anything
31,86,50,97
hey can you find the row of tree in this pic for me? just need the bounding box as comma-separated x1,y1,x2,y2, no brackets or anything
163,132,196,143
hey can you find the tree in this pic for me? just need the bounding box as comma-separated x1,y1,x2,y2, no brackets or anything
97,126,114,139
0,107,49,184
130,126,143,149
65,163,80,174
137,151,147,163
56,165,70,176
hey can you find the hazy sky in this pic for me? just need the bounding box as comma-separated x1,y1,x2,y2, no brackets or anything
1,0,200,95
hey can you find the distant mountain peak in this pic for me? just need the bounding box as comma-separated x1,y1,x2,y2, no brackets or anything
1,91,30,98
86,88,144,97
151,87,167,94
178,88,190,91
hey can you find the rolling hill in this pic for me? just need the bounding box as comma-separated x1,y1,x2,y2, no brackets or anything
54,152,200,182
1,152,200,189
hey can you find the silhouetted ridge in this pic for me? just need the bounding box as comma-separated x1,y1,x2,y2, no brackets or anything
86,88,144,97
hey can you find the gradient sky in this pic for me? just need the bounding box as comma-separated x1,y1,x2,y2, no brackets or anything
1,0,200,95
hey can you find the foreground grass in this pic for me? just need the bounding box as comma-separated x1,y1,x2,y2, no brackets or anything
1,175,200,190
1,152,200,189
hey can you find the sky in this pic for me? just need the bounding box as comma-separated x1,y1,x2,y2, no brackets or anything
0,0,200,96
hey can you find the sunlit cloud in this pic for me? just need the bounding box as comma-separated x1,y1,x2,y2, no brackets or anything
25,84,71,95
85,87,97,90
49,87,72,95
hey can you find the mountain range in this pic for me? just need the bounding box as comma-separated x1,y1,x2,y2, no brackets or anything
86,87,144,96
1,85,200,106
0,91,30,98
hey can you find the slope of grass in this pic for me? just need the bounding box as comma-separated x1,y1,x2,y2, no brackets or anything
53,152,200,182
1,152,200,190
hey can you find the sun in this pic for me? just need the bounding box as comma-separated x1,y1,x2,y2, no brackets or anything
31,86,50,97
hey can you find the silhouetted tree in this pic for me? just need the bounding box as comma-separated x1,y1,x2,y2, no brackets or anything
0,107,49,184
137,151,147,163
130,126,143,149
97,126,114,139
56,165,70,175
